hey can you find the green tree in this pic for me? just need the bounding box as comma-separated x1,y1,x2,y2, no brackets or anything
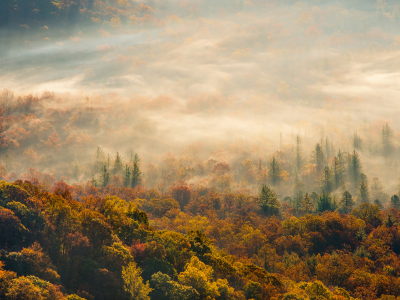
348,151,362,193
357,174,370,204
131,154,142,188
384,213,396,227
124,164,131,187
382,123,393,156
332,153,345,189
312,143,325,172
301,193,314,214
317,191,336,213
113,152,124,176
390,195,400,210
259,185,281,217
296,134,303,172
101,163,110,187
150,272,199,300
95,146,106,173
268,156,282,186
339,191,354,214
122,262,152,300
322,166,333,193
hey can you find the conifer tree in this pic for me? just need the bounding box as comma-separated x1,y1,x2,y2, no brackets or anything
374,199,383,209
268,156,281,186
301,193,314,214
322,166,333,193
390,195,400,210
131,153,142,188
333,151,345,189
101,163,110,187
384,213,396,228
296,134,303,171
348,151,362,193
312,143,325,172
382,123,393,156
113,152,124,176
124,164,131,187
259,185,281,217
317,190,336,212
357,174,370,204
95,146,105,173
339,191,355,214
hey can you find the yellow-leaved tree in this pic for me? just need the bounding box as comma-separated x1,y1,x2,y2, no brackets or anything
122,262,152,300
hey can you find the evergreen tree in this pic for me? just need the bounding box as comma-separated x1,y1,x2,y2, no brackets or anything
384,213,396,228
312,143,325,172
268,156,281,186
390,195,400,210
348,151,362,193
322,166,333,193
124,164,131,187
325,137,334,160
357,174,370,204
333,151,345,189
296,134,303,171
373,199,383,209
101,163,110,187
291,190,303,211
95,146,105,173
301,193,314,214
91,175,98,187
317,190,336,212
339,191,354,214
131,153,142,188
382,123,393,156
310,192,319,206
259,185,281,217
113,152,124,176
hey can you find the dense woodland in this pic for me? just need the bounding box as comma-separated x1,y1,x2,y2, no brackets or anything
3,0,400,299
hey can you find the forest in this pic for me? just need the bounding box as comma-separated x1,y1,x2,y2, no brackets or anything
2,0,400,299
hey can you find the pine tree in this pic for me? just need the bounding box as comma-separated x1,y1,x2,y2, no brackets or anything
301,193,314,214
384,213,396,228
373,199,383,209
382,123,393,156
390,195,400,210
317,190,336,212
339,191,354,214
101,163,110,187
95,146,105,173
292,190,303,211
348,151,362,193
312,143,325,172
259,185,281,217
124,164,131,187
113,152,124,175
357,174,370,204
333,151,345,189
268,156,281,186
296,134,303,171
322,166,333,193
131,153,142,188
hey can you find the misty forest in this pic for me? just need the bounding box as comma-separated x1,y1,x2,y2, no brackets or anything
1,0,400,299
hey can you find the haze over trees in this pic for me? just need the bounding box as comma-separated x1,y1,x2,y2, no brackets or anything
1,0,400,299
